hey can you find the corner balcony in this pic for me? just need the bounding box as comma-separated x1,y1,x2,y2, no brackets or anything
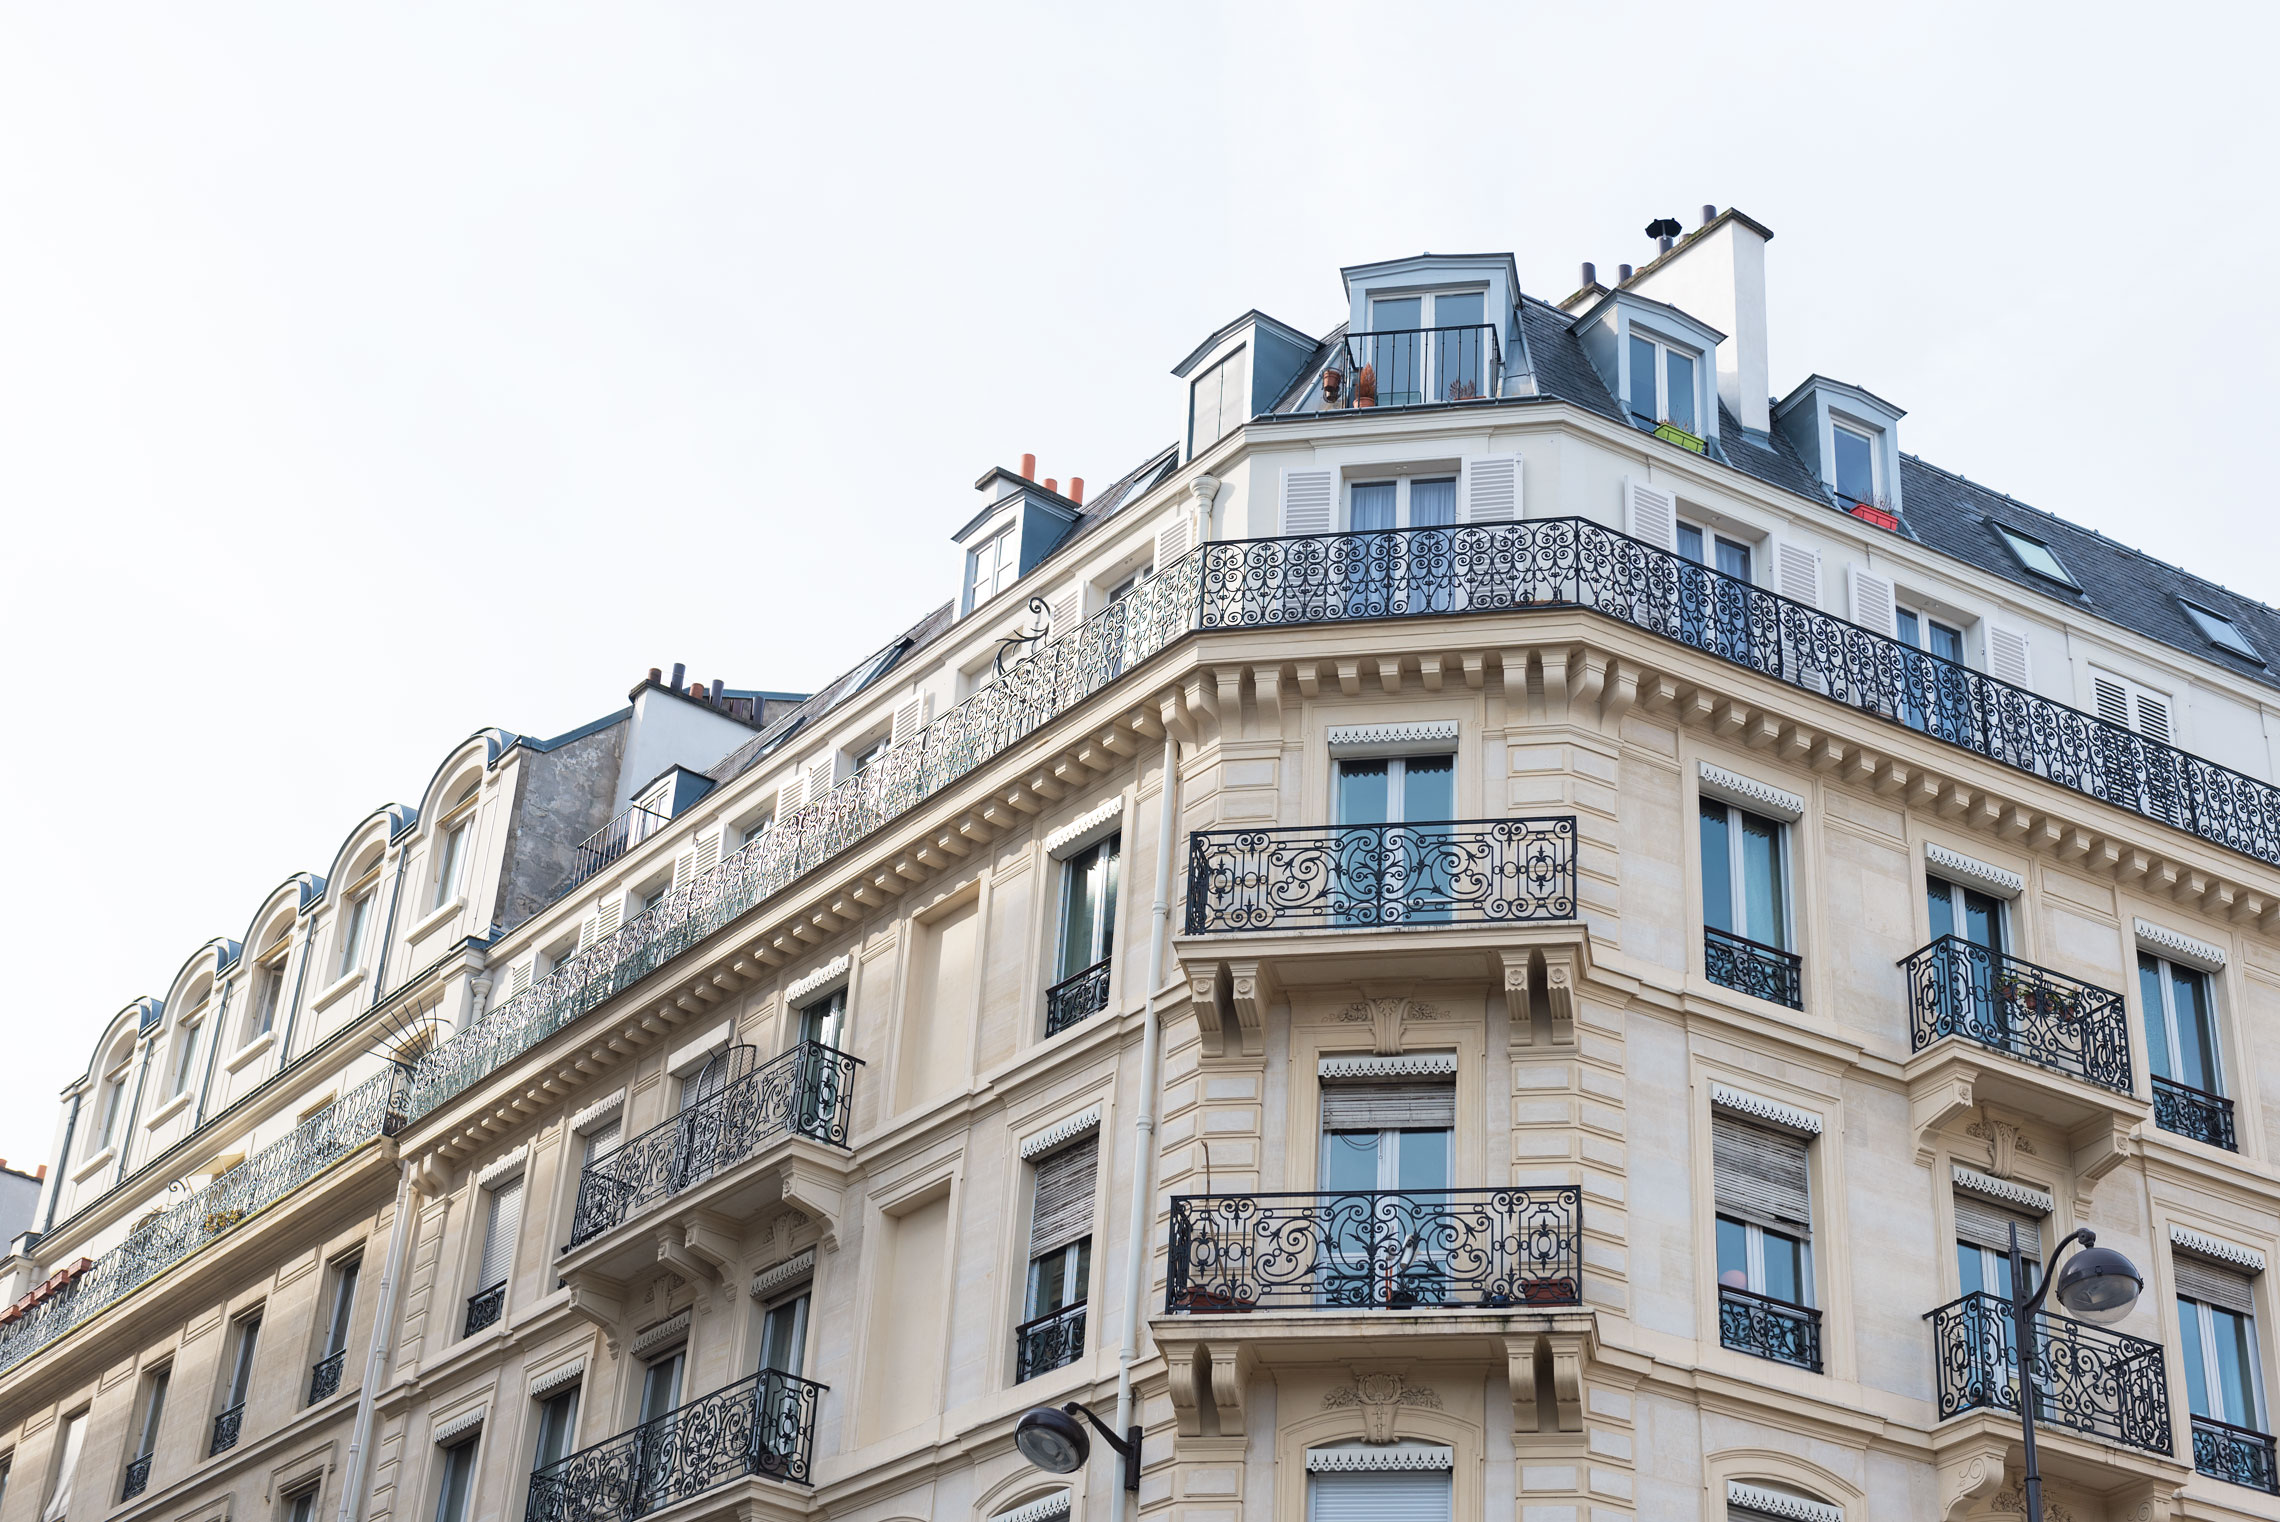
1295,324,1504,412
1929,1289,2171,1454
558,1043,858,1291
556,801,671,896
524,1368,823,1522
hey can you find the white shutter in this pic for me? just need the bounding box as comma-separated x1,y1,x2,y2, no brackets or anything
777,771,808,816
508,961,532,996
478,1176,522,1288
806,757,836,803
1048,587,1081,640
2175,1254,2255,1315
2092,673,2131,728
2134,689,2173,744
1153,516,1192,570
1774,540,1822,608
1279,468,1335,535
595,900,622,939
1623,478,1677,552
1028,1135,1099,1258
694,830,720,877
1460,456,1519,524
1986,623,2031,687
1847,565,1897,638
1712,1114,1812,1234
1308,1468,1451,1522
1953,1193,2041,1259
1320,1080,1456,1131
890,693,930,748
671,848,696,891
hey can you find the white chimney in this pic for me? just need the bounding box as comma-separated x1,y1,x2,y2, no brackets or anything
1629,209,1774,435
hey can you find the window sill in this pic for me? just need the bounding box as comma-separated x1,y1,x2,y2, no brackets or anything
406,896,466,947
144,1091,193,1129
310,967,367,1015
70,1146,116,1184
222,1032,275,1075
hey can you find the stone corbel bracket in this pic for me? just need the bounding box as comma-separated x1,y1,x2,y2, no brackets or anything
1504,1318,1596,1437
1502,941,1586,1047
1158,1336,1254,1437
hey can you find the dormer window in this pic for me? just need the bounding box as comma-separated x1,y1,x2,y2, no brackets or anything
2181,600,2263,663
964,523,1018,614
1832,424,1877,506
1991,523,2078,588
1366,291,1489,404
1627,330,1699,434
1187,347,1250,458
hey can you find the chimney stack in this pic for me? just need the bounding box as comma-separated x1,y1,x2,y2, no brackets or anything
1618,263,1634,282
648,667,662,685
1625,207,1774,434
669,662,685,691
1701,204,1718,226
1069,477,1085,505
34,1164,44,1181
1020,453,1037,481
1580,262,1597,288
1043,478,1057,494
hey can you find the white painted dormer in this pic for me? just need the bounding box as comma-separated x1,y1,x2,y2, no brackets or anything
1570,290,1724,451
1337,253,1533,402
1774,376,1906,516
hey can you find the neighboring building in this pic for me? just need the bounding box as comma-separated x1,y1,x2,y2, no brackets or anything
0,1169,45,1254
5,207,2280,1522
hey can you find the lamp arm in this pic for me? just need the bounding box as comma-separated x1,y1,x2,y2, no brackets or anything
1063,1402,1139,1462
2019,1226,2096,1317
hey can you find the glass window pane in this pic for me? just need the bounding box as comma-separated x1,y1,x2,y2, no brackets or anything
1676,522,1705,564
2171,965,2220,1092
1320,1130,1380,1193
1716,1216,1749,1288
1740,811,1785,948
2214,1307,2260,1425
1929,621,1965,663
1628,335,1658,420
1393,1128,1451,1192
1432,292,1483,329
1715,538,1752,581
1371,297,1421,331
1350,481,1396,533
1699,801,1734,934
1665,349,1696,433
1761,1230,1804,1304
1958,1243,1986,1297
1397,755,1454,823
1927,879,1955,943
1833,427,1875,504
2140,954,2173,1081
2181,1299,2213,1417
1338,760,1390,826
1896,608,1921,649
1963,889,2001,953
1407,477,1456,528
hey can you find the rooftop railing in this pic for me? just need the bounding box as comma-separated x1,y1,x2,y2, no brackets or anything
1301,324,1504,411
407,519,2280,1131
0,1067,407,1376
1901,935,2131,1092
556,803,672,896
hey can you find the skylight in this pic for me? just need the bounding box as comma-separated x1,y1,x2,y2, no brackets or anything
1991,523,2077,586
2180,600,2263,663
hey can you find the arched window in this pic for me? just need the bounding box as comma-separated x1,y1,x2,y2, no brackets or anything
335,849,385,980
244,916,294,1044
89,1037,134,1156
430,781,480,911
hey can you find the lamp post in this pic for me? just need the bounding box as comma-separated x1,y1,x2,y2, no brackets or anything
2005,1223,2144,1522
1014,1402,1142,1494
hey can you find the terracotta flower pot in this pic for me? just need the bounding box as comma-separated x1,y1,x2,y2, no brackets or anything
1354,364,1377,407
1322,369,1343,403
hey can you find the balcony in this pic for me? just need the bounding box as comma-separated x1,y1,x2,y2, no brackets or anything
464,1281,505,1338
1044,958,1111,1037
1300,325,1503,412
1703,927,1803,1010
1166,1186,1581,1313
567,1042,859,1250
1184,817,1577,934
1901,936,2131,1093
121,1455,152,1501
556,802,671,896
1927,1291,2171,1457
524,1369,824,1522
2193,1414,2279,1493
2152,1075,2238,1151
309,1349,346,1404
1717,1284,1822,1372
1014,1302,1086,1383
210,1403,243,1456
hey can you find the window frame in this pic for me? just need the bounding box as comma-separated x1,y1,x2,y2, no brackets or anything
2140,951,2226,1098
1055,833,1120,982
2179,1288,2266,1430
1829,419,1881,506
1991,522,2079,587
1345,474,1459,533
1698,798,1794,952
963,522,1019,615
1676,519,1754,582
1715,1214,1815,1309
1625,324,1704,433
531,1384,581,1474
169,1002,206,1097
134,1365,169,1461
2180,600,2264,663
1187,344,1250,458
430,1435,479,1522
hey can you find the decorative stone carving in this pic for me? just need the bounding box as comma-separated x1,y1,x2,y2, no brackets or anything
1966,1106,2033,1177
1226,959,1272,1056
1335,997,1441,1055
1188,964,1227,1058
1991,1485,2074,1522
1323,1371,1441,1444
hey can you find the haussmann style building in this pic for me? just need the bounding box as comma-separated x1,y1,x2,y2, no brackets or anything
4,206,2280,1522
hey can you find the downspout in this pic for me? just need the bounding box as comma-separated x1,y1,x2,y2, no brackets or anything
42,1095,80,1235
337,1160,419,1522
112,1033,156,1190
369,844,413,1008
275,917,317,1079
1111,732,1179,1517
193,975,235,1130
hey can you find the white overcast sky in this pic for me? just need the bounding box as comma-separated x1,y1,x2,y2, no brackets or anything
1,4,2274,1171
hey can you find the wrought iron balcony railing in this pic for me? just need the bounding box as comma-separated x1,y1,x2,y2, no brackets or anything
1014,1302,1087,1383
2194,1414,2280,1493
1717,1284,1822,1371
1044,958,1112,1036
1927,1290,2171,1456
1166,1186,1581,1313
210,1403,244,1456
309,1349,347,1404
523,1368,824,1522
1901,935,2132,1092
121,1454,152,1500
409,517,2280,1163
1704,927,1804,1010
1302,324,1504,410
556,803,672,897
567,1042,860,1249
1184,817,1577,933
0,1067,407,1377
464,1281,506,1338
2152,1075,2238,1151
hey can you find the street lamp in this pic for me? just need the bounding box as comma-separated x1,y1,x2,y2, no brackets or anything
2006,1224,2144,1522
1014,1402,1142,1493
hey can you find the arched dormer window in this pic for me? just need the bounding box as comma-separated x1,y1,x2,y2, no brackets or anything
429,780,480,912
89,1036,135,1157
334,849,385,981
243,915,294,1045
167,984,211,1099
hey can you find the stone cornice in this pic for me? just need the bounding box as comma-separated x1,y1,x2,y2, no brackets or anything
1018,1105,1102,1160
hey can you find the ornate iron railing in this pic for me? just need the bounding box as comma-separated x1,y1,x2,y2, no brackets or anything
2194,1414,2279,1493
1718,1284,1822,1372
1014,1302,1087,1383
410,517,2280,1140
557,803,672,897
1901,936,2131,1092
210,1403,244,1456
464,1281,506,1337
1166,1187,1581,1312
0,1067,408,1377
309,1349,346,1404
1704,927,1804,1009
567,1042,860,1248
2153,1075,2238,1151
1044,958,1112,1036
1184,817,1577,933
523,1368,824,1522
1304,324,1504,410
1927,1291,2171,1456
121,1454,152,1500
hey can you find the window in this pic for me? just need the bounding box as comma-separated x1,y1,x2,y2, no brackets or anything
1348,476,1456,532
1898,608,1964,664
94,1057,130,1153
169,1006,204,1097
1699,799,1795,1007
964,523,1018,614
41,1413,83,1522
432,812,472,910
737,814,773,852
284,1489,318,1522
1628,328,1700,433
798,990,845,1053
847,639,910,695
248,960,285,1040
2182,601,2263,663
127,1366,167,1491
336,888,374,979
323,1256,360,1359
215,1313,260,1450
1713,1112,1817,1368
1107,565,1153,603
1992,523,2077,586
532,1385,580,1472
475,1176,522,1300
580,1119,621,1170
1364,290,1488,404
1927,875,2005,954
2178,1257,2265,1444
638,1344,685,1424
1954,1192,2040,1301
1188,346,1250,456
1306,1444,1453,1521
1320,1075,1453,1305
431,1438,478,1522
1676,521,1751,580
1017,1135,1097,1381
1056,834,1119,983
1831,423,1877,505
849,735,888,775
1335,753,1455,925
2142,953,2230,1151
1896,608,1971,732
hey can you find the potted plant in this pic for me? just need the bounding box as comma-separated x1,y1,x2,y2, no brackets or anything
1446,378,1479,401
203,1207,246,1235
1353,365,1377,408
1173,1287,1257,1313
1321,368,1343,404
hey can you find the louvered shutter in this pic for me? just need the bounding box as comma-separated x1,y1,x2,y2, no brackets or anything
1280,468,1335,535
581,1119,621,1166
694,830,720,877
1624,478,1677,552
1712,1114,1811,1234
778,771,808,816
1154,516,1192,573
1986,624,2032,687
2134,689,2173,744
1460,456,1519,523
1848,565,1897,639
1308,1468,1451,1522
508,961,532,997
1320,1079,1456,1131
1774,540,1822,608
890,694,929,748
803,758,835,809
478,1176,522,1288
1029,1135,1098,1258
2175,1254,2256,1315
1048,587,1081,640
1953,1193,2042,1259
671,847,696,892
595,900,622,939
